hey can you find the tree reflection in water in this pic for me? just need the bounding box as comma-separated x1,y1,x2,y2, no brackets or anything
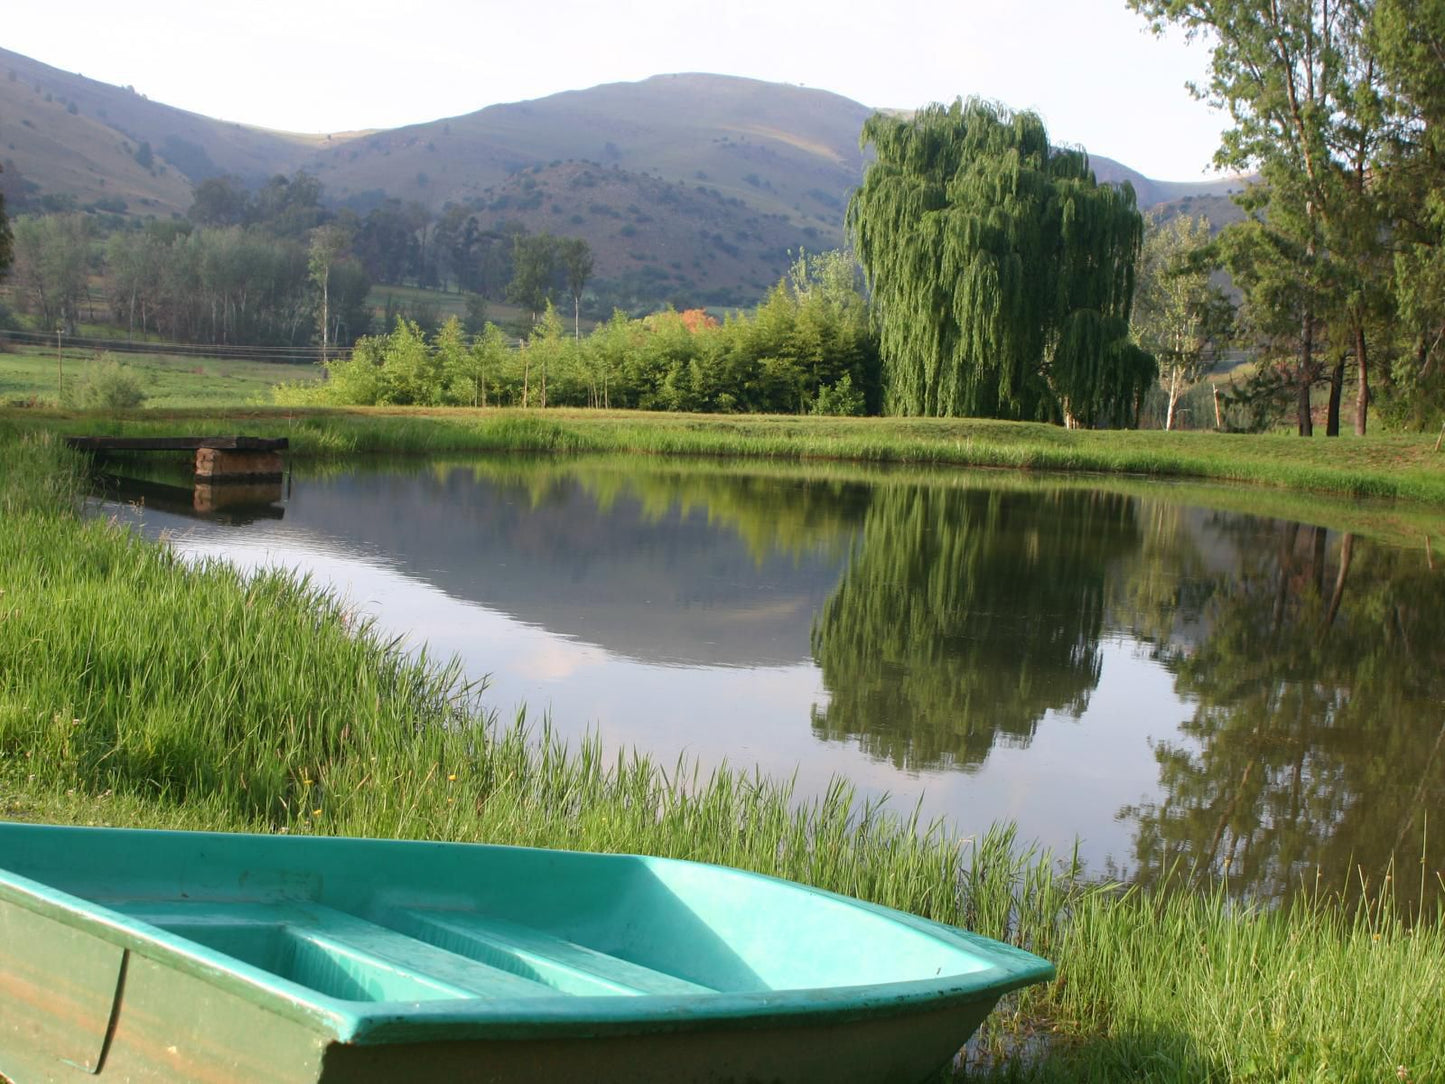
108,454,1443,906
1119,516,1445,907
810,485,1142,770
809,476,1443,906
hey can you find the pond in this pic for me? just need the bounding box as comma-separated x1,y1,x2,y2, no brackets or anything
93,455,1445,905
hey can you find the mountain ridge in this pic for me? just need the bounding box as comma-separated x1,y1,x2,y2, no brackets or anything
1,46,1248,307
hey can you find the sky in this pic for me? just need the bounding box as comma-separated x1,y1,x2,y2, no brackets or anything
5,0,1228,181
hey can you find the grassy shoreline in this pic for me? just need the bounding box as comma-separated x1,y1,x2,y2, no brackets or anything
6,403,1445,502
2,424,1444,1080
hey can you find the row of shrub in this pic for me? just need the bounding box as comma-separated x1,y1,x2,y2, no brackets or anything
276,251,882,416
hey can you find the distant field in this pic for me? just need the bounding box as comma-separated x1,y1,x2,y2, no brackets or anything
0,345,321,410
366,285,597,334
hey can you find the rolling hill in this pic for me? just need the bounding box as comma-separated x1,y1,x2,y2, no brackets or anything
0,46,323,215
303,74,872,235
1,46,1248,308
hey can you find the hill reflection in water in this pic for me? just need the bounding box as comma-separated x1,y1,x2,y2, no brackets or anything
95,455,1445,905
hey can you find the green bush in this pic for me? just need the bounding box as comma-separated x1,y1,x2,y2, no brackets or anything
811,373,866,416
66,353,147,410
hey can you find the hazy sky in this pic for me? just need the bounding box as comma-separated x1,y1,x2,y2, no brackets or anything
6,0,1227,180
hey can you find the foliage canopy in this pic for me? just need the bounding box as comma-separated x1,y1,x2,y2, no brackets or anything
848,98,1155,426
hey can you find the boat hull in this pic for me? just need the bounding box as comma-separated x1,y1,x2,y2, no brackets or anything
0,825,1053,1083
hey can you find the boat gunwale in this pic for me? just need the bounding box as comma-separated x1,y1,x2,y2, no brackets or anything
0,827,1055,1046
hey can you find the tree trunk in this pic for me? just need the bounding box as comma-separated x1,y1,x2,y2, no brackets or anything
1320,533,1353,639
320,276,330,363
1165,367,1181,431
1354,324,1369,436
1297,310,1315,436
1273,521,1301,634
1325,354,1344,436
522,352,530,408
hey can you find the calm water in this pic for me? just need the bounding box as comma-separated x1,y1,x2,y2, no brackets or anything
94,456,1445,902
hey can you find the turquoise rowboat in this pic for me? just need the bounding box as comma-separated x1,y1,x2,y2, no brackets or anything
0,824,1053,1083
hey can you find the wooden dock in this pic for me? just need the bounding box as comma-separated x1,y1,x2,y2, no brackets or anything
64,436,288,481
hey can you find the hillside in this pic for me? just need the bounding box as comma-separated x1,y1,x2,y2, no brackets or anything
0,46,327,216
303,74,870,240
1,47,1250,310
1088,154,1246,208
453,159,822,308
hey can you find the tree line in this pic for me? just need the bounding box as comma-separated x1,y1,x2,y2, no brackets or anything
0,169,597,355
192,175,596,315
842,0,1445,434
277,250,880,416
1125,0,1445,435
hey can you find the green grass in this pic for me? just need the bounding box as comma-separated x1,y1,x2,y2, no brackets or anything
414,448,1445,552
1002,873,1444,1082
12,403,1445,504
1,426,1443,1081
0,345,322,410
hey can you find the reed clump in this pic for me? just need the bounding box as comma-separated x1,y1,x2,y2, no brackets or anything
16,405,1445,503
2,428,1443,1082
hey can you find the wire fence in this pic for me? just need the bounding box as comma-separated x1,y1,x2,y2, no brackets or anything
0,327,325,366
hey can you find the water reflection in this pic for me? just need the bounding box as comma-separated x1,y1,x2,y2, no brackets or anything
811,486,1141,770
91,457,1444,903
95,472,286,526
278,460,859,669
1119,515,1445,906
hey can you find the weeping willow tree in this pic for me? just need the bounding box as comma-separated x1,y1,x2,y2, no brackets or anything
848,98,1157,425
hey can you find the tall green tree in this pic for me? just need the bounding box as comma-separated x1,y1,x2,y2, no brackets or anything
1133,213,1234,429
309,225,349,362
847,98,1155,426
10,214,91,333
559,237,594,339
187,176,250,228
1373,0,1445,426
507,233,558,323
463,322,511,407
1129,0,1389,435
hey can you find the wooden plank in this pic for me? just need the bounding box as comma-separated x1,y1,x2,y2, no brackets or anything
63,436,288,453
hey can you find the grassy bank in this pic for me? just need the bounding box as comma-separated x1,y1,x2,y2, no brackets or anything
9,403,1445,503
0,345,321,409
1,428,1442,1081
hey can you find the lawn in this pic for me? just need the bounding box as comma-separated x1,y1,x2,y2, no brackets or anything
0,344,322,410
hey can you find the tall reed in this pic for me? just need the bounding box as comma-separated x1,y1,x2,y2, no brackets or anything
20,406,1445,502
4,427,1443,1082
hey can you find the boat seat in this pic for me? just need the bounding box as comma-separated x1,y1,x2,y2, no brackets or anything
112,900,561,1002
385,908,717,997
